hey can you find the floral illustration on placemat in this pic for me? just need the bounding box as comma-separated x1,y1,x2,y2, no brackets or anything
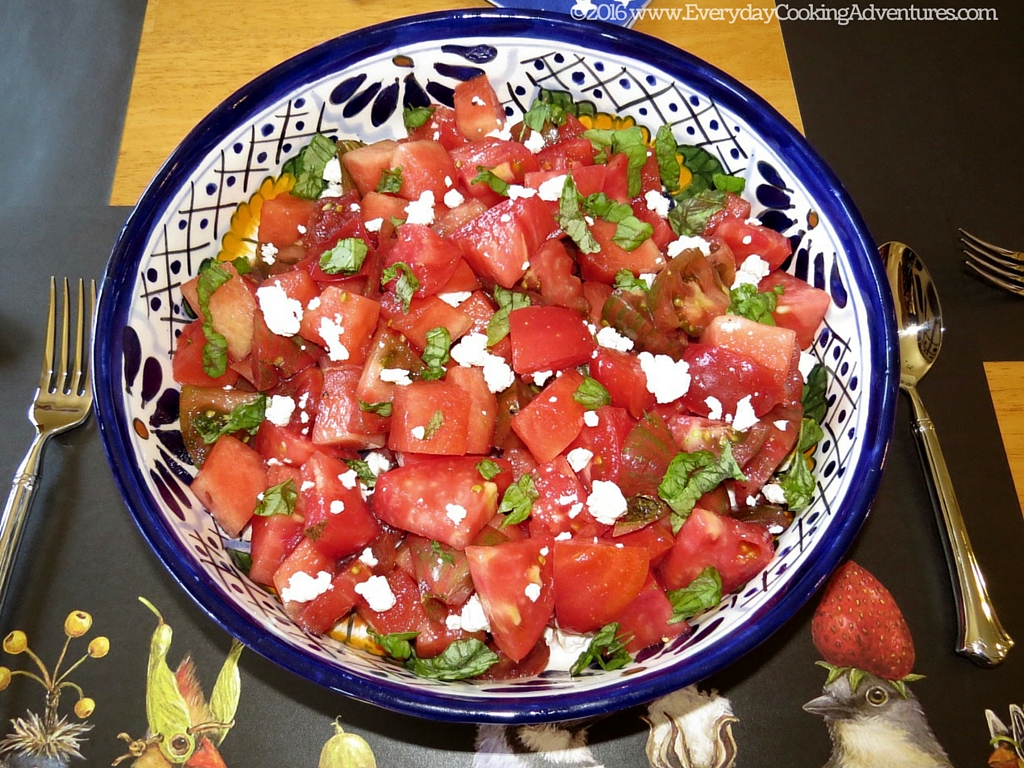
113,598,241,768
985,703,1023,768
0,611,109,768
803,560,953,768
473,685,737,767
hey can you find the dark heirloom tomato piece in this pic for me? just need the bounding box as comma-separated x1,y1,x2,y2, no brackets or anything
178,385,261,466
648,247,730,338
657,507,775,594
552,539,650,634
526,456,592,539
250,310,317,391
508,305,596,375
617,411,678,498
519,238,589,315
601,290,687,359
568,405,635,487
730,402,803,499
476,638,551,681
465,537,556,662
355,326,426,405
406,535,475,608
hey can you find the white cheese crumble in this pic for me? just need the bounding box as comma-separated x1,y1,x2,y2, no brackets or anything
457,593,491,632
583,410,600,427
730,395,759,432
731,254,771,289
544,627,594,671
667,235,712,258
322,156,343,184
339,470,359,489
644,189,671,217
705,396,723,421
300,480,315,492
404,191,436,226
524,582,542,603
568,502,583,519
639,273,657,289
523,131,546,153
265,395,296,427
470,95,486,106
364,217,384,233
365,451,392,476
566,447,593,473
507,184,538,200
318,316,350,362
554,531,573,541
329,499,345,515
799,351,819,380
485,126,512,140
256,283,303,336
637,351,691,403
260,242,278,265
358,547,379,567
438,291,472,307
596,326,634,352
379,368,413,386
761,483,787,505
531,370,554,386
411,425,426,440
450,332,515,393
445,503,468,524
306,296,321,311
773,419,790,431
443,188,465,208
586,480,628,524
280,570,333,603
355,575,397,612
537,174,568,202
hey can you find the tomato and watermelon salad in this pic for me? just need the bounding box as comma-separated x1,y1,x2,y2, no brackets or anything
171,73,832,681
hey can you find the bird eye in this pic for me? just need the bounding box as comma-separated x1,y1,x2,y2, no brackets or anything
866,686,888,706
168,733,193,756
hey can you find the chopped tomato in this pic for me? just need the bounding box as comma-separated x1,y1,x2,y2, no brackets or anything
508,305,595,375
388,380,470,456
189,434,266,538
614,574,692,653
452,74,506,141
510,369,587,463
552,539,650,633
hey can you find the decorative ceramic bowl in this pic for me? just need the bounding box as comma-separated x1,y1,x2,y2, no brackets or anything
94,9,898,723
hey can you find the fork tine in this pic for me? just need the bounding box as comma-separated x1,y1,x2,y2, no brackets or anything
965,259,1024,297
959,228,1024,261
56,277,71,394
69,279,86,396
962,240,1024,274
39,277,57,393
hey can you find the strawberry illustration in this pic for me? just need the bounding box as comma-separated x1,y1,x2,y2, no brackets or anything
811,560,916,680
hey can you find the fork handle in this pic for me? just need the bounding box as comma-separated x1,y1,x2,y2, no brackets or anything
0,432,47,618
906,385,1014,666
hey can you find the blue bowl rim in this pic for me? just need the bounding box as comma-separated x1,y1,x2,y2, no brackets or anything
94,7,899,724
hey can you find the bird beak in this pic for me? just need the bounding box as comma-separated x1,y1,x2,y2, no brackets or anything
802,693,854,720
185,737,228,768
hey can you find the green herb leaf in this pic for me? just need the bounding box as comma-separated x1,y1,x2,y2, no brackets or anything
195,260,233,378
282,133,337,199
254,479,298,517
582,126,648,197
613,269,650,292
570,622,633,676
403,106,435,131
654,124,682,195
227,549,252,574
471,166,510,196
666,188,727,237
574,376,611,410
319,237,369,276
728,283,783,325
486,286,531,346
476,458,503,481
497,473,538,527
358,399,393,417
796,417,825,453
420,326,451,381
611,216,654,251
304,521,327,542
430,540,456,566
557,175,600,255
582,192,653,251
802,363,829,424
380,261,421,312
230,256,253,276
777,451,816,511
422,410,445,440
666,566,722,623
194,394,267,444
345,458,378,489
406,638,499,681
372,631,418,661
676,144,725,198
712,172,746,194
376,166,404,194
658,443,746,534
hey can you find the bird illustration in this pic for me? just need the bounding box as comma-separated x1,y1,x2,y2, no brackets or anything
803,670,953,768
985,703,1024,768
113,599,242,768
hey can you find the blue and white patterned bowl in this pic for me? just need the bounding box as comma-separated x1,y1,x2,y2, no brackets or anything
94,9,898,723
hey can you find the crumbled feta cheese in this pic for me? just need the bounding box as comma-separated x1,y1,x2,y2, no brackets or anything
745,215,762,226
365,451,392,476
260,242,278,265
322,156,342,184
379,368,413,386
485,126,512,140
524,582,542,602
730,395,759,432
557,493,578,506
774,419,790,431
544,626,594,671
554,531,573,541
482,355,515,393
446,503,468,524
567,502,583,519
566,447,593,473
746,495,759,507
731,254,771,289
742,234,753,245
297,224,307,235
583,410,600,427
531,370,554,386
364,217,384,233
507,184,538,200
339,470,359,489
537,174,568,202
799,351,819,380
499,213,512,223
300,480,315,492
329,499,345,515
459,593,490,632
644,189,671,217
705,396,723,421
318,315,350,362
280,570,333,603
667,235,712,258
265,395,296,427
471,95,485,106
596,326,634,352
523,131,546,153
438,291,472,307
404,191,436,225
443,188,465,208
451,333,514,392
355,575,397,612
358,547,379,567
761,483,787,505
586,480,629,524
411,425,426,440
256,283,303,336
639,273,657,288
637,351,691,403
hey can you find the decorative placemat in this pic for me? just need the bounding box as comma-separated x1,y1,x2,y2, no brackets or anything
110,0,802,205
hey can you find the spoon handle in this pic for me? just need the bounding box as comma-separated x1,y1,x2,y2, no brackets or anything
905,384,1014,666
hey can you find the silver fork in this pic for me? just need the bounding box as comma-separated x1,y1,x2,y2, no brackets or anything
0,278,95,615
960,228,1024,296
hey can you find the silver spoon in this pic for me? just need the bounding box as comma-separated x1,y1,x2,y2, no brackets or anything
881,240,1013,667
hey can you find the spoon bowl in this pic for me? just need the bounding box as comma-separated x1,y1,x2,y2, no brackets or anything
881,241,1013,667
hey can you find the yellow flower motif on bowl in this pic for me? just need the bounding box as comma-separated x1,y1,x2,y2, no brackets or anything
216,174,296,262
577,111,651,145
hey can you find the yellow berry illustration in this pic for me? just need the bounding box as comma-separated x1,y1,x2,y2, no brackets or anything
0,667,10,690
74,697,95,718
88,636,110,658
64,610,93,638
3,630,27,655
